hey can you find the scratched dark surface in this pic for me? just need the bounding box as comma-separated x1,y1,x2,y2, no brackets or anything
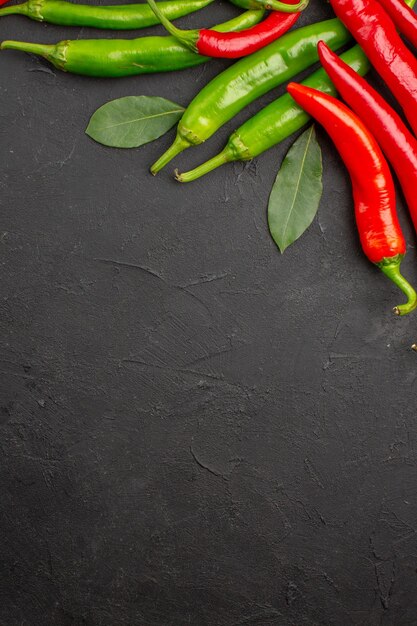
1,0,417,624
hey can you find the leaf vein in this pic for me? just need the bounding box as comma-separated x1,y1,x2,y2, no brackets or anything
280,126,314,244
94,108,184,131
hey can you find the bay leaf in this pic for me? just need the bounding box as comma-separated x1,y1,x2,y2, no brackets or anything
268,125,323,253
85,95,184,148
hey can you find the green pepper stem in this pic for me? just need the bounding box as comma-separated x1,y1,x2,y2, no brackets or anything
176,148,233,182
378,256,417,316
146,0,199,52
150,134,192,174
0,3,28,16
0,39,53,58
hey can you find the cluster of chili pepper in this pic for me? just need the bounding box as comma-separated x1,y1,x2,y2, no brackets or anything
0,0,308,75
1,0,417,318
170,0,417,315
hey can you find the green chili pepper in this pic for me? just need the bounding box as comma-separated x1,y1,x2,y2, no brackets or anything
0,0,216,29
150,18,351,173
0,0,214,29
0,10,264,77
177,46,369,181
176,0,417,182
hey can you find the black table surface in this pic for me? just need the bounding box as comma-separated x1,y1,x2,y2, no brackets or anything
1,1,417,624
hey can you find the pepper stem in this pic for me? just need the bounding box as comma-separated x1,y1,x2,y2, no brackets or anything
0,39,53,58
151,134,193,175
176,148,233,183
146,0,199,53
0,2,28,16
378,255,417,316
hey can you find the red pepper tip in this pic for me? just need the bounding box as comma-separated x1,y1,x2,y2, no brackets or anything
317,40,329,55
287,82,311,101
317,40,337,66
286,81,299,95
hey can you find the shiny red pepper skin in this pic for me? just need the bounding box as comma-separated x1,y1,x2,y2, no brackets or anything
318,41,417,235
377,0,417,48
329,0,417,137
287,82,417,315
287,84,402,264
196,10,301,58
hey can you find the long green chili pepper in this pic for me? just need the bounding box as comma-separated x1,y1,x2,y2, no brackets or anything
0,10,264,77
177,0,416,182
0,0,214,29
151,18,351,173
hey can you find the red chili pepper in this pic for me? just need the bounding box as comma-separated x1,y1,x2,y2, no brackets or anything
287,82,417,315
377,0,417,48
146,0,306,58
318,41,417,235
0,0,10,5
329,0,417,137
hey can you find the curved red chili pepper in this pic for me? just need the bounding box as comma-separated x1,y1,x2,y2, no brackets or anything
318,41,417,235
146,0,306,58
377,0,417,48
329,0,417,137
287,82,417,315
195,10,301,57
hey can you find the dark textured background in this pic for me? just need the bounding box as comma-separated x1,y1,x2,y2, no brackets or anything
1,1,417,624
